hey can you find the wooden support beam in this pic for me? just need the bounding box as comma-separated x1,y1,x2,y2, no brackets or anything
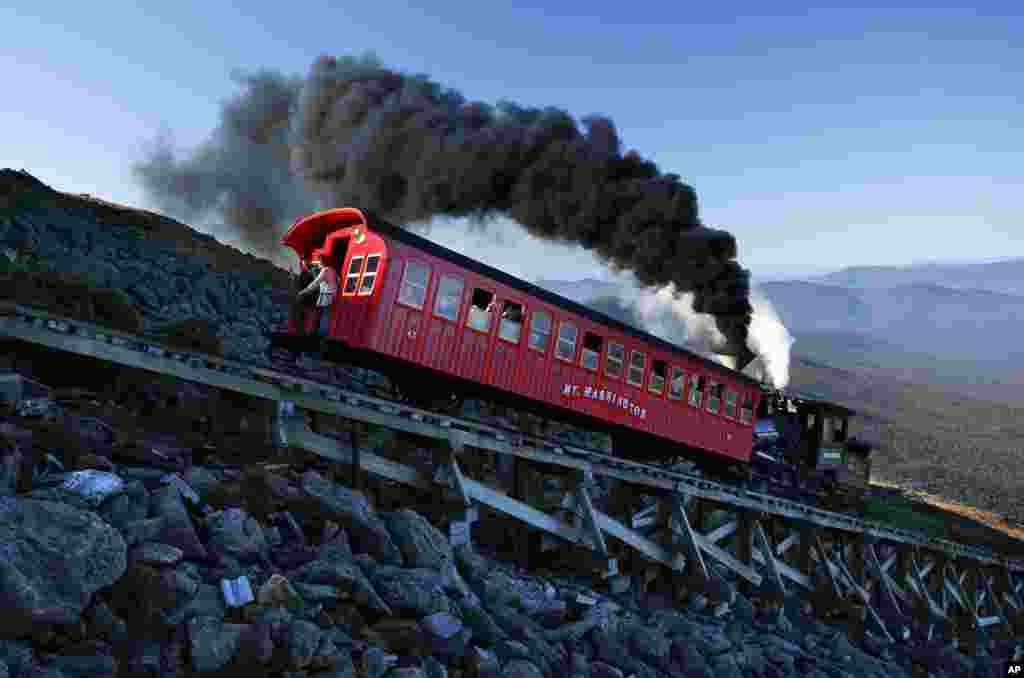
573,484,609,556
736,511,756,594
704,520,738,546
867,544,903,616
670,494,707,581
751,549,813,591
799,526,818,580
814,536,845,601
753,520,786,597
775,531,800,558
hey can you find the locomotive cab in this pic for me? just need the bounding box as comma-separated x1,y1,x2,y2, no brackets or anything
753,390,873,507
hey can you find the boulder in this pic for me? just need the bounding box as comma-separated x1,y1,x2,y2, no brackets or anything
0,497,126,636
188,616,245,673
370,567,456,619
299,471,403,565
383,509,454,570
363,618,430,657
205,507,268,562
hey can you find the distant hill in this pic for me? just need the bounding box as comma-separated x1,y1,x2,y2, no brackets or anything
815,258,1024,297
759,280,1024,365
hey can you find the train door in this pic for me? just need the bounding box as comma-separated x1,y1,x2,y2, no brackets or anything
518,307,553,400
488,297,525,391
391,256,432,364
453,285,496,382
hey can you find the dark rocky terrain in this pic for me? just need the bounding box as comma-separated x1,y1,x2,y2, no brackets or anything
0,169,1014,677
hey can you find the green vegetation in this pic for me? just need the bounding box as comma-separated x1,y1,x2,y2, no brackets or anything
861,492,948,540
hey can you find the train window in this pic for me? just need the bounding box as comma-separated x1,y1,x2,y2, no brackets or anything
556,322,578,362
824,416,847,442
648,360,666,395
688,375,704,407
528,311,551,352
724,390,738,418
358,254,381,295
739,396,754,424
806,414,816,431
344,256,364,295
668,367,685,400
627,351,646,387
499,301,524,343
581,333,602,371
706,382,722,414
835,418,848,442
467,289,495,332
398,260,430,309
605,342,624,379
434,275,464,321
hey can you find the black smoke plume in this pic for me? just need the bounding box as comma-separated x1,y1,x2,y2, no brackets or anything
135,53,753,355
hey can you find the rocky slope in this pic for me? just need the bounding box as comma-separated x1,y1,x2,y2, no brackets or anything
0,169,1012,677
0,374,1002,678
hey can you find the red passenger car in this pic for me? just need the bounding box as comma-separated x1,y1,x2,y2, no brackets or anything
271,208,762,470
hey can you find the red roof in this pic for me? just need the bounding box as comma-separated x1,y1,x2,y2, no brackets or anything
281,208,369,259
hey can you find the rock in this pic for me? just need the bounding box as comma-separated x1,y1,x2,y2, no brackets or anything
627,623,672,667
467,645,501,678
99,481,149,528
162,583,226,626
130,541,183,566
111,561,179,625
183,466,220,502
287,619,323,670
125,639,162,676
0,497,126,636
157,525,208,560
671,637,709,675
188,616,245,673
363,618,429,657
421,611,472,658
118,516,165,546
423,655,448,678
456,597,508,647
373,568,455,618
87,600,129,643
0,428,30,496
494,639,531,663
501,659,544,678
321,649,356,678
287,559,391,614
732,592,755,623
591,661,625,678
273,543,319,570
299,471,402,565
47,470,124,508
318,535,353,563
710,653,743,678
292,582,343,603
206,507,268,562
383,509,454,570
257,574,304,609
47,652,118,677
362,646,398,678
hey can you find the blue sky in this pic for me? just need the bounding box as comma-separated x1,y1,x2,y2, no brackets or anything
3,1,1022,282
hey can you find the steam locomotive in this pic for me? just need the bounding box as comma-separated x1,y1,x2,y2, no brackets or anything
267,207,873,506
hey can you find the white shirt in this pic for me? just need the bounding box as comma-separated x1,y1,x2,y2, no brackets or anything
301,267,338,307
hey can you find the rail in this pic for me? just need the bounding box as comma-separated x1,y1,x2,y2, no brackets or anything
0,301,1021,573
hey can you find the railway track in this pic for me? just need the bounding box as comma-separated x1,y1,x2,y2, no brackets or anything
1,301,1018,571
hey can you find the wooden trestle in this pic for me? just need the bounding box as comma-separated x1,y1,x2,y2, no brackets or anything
1,301,1023,667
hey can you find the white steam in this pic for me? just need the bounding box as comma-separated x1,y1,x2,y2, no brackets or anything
629,283,726,350
609,276,793,389
745,287,793,389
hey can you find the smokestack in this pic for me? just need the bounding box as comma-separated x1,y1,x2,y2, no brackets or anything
134,53,753,355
